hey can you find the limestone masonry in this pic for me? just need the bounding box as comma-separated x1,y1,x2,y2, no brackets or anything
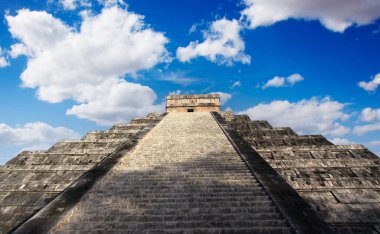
0,93,379,233
166,94,220,112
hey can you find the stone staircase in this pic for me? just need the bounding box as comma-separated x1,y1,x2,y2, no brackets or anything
219,112,380,233
52,112,293,233
0,113,165,233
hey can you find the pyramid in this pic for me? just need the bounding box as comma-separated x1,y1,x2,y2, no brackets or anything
1,94,379,233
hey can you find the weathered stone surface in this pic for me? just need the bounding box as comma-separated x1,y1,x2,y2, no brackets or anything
0,113,165,233
52,112,292,233
219,111,380,233
166,94,220,112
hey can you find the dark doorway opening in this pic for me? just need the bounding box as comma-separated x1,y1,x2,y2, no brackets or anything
187,109,194,112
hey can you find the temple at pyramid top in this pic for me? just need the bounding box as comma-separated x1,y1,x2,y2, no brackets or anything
166,94,220,112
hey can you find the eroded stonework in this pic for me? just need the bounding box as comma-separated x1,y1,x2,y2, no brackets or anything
0,113,165,233
218,111,380,233
166,94,220,112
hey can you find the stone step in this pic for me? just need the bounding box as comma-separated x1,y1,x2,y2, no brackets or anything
66,220,289,230
112,191,268,199
75,212,284,223
115,188,267,194
110,124,146,130
132,200,275,209
112,182,261,188
82,132,135,141
3,153,106,168
128,196,272,203
113,172,255,176
58,227,293,234
113,177,257,182
75,205,280,216
135,220,288,229
47,141,121,153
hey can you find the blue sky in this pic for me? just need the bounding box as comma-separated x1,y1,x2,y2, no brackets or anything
0,0,380,164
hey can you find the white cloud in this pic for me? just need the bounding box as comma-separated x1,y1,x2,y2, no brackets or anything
238,97,350,136
360,107,380,122
0,47,10,68
47,0,92,10
358,74,380,92
55,0,124,10
0,57,9,68
6,7,169,125
99,0,126,8
262,77,285,89
231,81,241,89
330,137,355,145
286,73,304,85
8,43,33,58
353,122,380,135
369,140,380,147
169,90,182,95
60,0,79,10
66,79,164,125
211,92,232,105
7,10,72,56
0,122,79,149
262,73,304,89
188,24,198,35
241,0,380,32
177,18,251,65
157,71,198,86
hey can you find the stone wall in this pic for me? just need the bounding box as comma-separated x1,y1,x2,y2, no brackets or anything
166,94,220,112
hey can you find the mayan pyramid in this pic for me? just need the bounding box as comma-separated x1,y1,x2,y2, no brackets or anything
1,94,379,233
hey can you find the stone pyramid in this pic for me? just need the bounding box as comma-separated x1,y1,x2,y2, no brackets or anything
0,94,379,233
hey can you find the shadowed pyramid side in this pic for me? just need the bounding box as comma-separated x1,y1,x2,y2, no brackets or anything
218,111,380,233
0,113,165,233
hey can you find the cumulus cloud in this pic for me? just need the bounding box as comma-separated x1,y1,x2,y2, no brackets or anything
262,77,285,89
261,73,304,89
168,90,182,95
58,0,91,10
330,137,355,145
0,57,9,68
238,97,350,136
57,0,123,10
0,122,79,148
231,81,241,89
6,7,169,125
353,107,380,135
66,79,164,125
286,73,304,85
241,0,380,32
369,140,380,147
360,107,380,122
99,0,126,8
156,71,198,86
358,74,380,92
177,18,251,65
353,122,380,135
0,47,10,68
8,43,33,58
188,24,198,35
